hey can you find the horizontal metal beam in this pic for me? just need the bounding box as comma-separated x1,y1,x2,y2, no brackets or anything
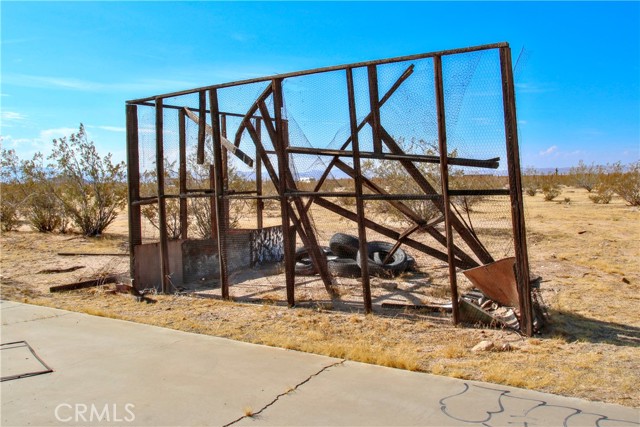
286,147,500,169
449,189,510,196
127,42,509,104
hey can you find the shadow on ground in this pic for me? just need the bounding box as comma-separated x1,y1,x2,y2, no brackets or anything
544,309,640,347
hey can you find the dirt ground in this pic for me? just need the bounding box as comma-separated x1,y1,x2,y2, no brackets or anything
1,187,639,408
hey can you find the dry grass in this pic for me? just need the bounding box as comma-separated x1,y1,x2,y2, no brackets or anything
1,187,639,408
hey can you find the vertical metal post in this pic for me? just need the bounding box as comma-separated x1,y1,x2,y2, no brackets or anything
197,91,206,164
155,98,171,294
208,89,230,299
367,65,382,154
209,165,218,240
272,78,296,306
178,109,188,240
347,67,373,314
500,46,533,336
126,104,141,286
221,113,230,230
255,118,264,230
434,55,460,324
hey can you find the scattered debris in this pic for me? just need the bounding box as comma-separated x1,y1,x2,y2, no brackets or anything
58,252,128,257
37,266,84,274
471,340,494,353
381,302,453,313
49,275,119,293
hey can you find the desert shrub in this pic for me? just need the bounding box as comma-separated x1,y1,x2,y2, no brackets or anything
1,150,23,231
0,186,21,231
522,166,539,196
451,174,503,213
569,160,598,192
588,164,616,204
16,152,68,232
186,145,246,238
47,125,127,236
612,161,640,206
540,173,561,201
141,198,183,239
140,161,183,239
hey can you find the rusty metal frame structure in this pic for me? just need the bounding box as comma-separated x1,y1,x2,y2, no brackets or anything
126,42,534,336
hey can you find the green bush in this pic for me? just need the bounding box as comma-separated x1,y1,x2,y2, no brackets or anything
48,125,127,236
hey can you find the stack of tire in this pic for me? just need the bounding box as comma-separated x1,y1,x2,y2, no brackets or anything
295,233,415,278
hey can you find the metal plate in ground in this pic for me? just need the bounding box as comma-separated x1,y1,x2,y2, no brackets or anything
1,341,53,381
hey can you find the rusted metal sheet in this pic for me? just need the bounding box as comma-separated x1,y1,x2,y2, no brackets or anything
463,257,520,307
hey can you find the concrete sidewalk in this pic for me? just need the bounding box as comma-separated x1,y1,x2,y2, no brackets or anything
1,300,638,427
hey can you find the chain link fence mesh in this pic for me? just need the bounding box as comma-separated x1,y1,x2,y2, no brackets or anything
127,44,527,322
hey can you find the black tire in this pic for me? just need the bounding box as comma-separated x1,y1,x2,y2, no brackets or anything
359,241,408,277
327,258,361,278
405,254,417,272
295,246,332,262
294,260,316,276
329,233,360,259
294,246,334,276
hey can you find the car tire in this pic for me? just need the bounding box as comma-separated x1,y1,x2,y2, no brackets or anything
327,257,361,278
329,233,360,259
359,241,408,277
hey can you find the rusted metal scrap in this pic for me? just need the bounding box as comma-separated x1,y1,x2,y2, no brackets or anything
463,257,520,307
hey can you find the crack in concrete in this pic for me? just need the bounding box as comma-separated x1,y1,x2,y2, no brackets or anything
222,359,346,427
1,313,71,326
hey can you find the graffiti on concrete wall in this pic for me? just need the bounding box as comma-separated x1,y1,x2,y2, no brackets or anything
250,226,284,266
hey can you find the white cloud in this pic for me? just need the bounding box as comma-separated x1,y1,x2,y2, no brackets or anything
1,111,27,121
39,127,78,142
3,73,198,93
539,145,558,156
87,125,126,133
515,82,553,94
0,134,43,151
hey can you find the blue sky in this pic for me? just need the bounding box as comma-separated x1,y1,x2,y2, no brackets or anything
1,1,638,169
